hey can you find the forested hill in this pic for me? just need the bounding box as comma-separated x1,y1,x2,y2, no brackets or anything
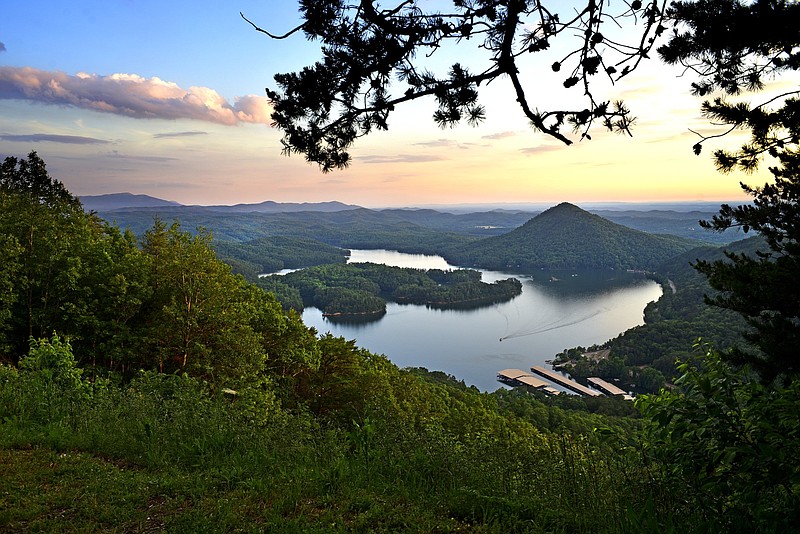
443,202,703,271
95,206,477,252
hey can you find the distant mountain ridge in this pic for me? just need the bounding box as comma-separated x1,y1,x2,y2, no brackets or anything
443,202,702,271
199,200,360,213
82,193,360,214
80,193,181,211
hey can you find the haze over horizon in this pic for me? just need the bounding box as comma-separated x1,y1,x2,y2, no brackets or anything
78,191,746,213
0,1,773,207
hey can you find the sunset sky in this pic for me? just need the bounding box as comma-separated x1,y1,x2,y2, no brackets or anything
0,1,779,207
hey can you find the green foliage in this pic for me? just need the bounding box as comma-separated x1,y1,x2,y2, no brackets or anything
1,329,685,531
213,235,348,280
19,336,87,393
270,262,522,317
557,238,758,389
254,276,305,311
693,155,800,382
638,347,800,530
0,152,91,358
64,223,151,371
2,336,102,431
659,0,800,171
0,234,21,346
139,220,269,386
5,154,800,531
493,387,640,434
657,1,800,385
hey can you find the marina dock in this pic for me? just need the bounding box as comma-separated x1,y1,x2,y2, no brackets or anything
587,377,627,396
587,377,634,400
497,368,560,395
530,366,603,397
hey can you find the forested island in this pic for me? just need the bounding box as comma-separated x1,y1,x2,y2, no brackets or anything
259,262,522,318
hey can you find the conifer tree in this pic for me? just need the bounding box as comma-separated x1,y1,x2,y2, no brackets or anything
658,0,800,382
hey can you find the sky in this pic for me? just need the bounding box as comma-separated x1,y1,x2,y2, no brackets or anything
0,0,781,208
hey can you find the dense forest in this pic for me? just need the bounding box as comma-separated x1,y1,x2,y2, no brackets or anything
96,205,479,255
260,262,522,317
213,236,348,280
86,193,745,248
2,153,799,531
97,201,716,282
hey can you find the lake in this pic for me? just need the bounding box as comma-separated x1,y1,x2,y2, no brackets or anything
301,249,662,391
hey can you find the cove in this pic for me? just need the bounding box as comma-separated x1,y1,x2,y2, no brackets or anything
302,249,662,391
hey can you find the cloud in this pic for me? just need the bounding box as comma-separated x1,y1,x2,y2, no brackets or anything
153,131,209,139
520,145,562,155
0,133,109,144
482,131,518,140
0,66,273,125
105,150,179,162
358,154,447,164
412,138,479,150
413,138,459,148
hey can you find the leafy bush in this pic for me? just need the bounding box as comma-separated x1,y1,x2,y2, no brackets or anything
637,347,800,530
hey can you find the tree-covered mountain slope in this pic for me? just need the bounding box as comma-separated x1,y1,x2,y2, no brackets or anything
443,202,702,271
96,206,477,252
556,236,763,386
213,236,348,279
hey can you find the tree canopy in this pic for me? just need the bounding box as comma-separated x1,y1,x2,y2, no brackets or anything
658,0,799,172
245,0,671,171
659,0,800,382
249,1,798,173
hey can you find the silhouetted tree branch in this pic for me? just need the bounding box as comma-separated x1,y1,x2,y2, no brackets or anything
245,0,669,171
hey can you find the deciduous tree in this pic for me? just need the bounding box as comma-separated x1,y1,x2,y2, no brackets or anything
0,152,89,357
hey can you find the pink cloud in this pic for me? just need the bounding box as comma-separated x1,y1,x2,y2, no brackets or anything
0,66,272,126
520,145,563,155
482,131,518,140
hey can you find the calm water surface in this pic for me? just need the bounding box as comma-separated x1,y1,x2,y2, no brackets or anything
302,249,662,391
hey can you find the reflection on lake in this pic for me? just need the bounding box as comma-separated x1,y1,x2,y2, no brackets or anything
302,249,662,391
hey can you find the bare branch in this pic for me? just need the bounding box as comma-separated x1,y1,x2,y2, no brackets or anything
240,12,305,40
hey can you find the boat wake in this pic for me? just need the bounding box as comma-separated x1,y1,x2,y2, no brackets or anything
499,307,608,341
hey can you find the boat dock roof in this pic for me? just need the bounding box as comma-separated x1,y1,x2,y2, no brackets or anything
587,377,627,396
530,366,603,397
497,369,551,390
